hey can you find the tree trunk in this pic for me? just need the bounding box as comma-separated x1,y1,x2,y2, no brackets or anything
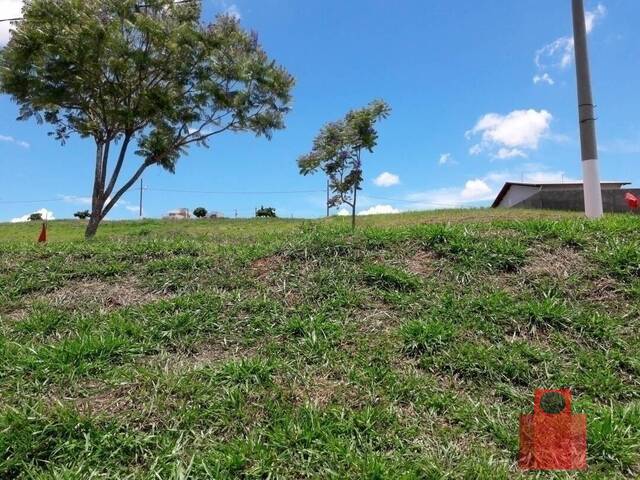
86,142,107,239
85,214,101,239
351,184,357,230
83,135,149,239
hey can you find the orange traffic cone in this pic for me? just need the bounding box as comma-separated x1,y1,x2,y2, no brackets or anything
38,223,47,243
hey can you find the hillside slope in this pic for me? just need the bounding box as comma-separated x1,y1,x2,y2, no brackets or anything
1,210,639,478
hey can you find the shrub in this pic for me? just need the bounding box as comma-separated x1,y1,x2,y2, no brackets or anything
193,207,208,218
256,206,276,218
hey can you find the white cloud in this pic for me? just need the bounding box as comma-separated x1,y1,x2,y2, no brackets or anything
495,147,527,159
484,165,579,185
585,4,607,34
533,4,606,79
401,164,577,210
460,179,492,200
373,171,400,187
535,36,574,71
533,73,555,85
521,170,579,183
11,208,55,223
59,195,92,205
0,0,22,45
468,144,482,156
125,205,139,213
438,153,457,166
336,208,350,216
359,204,400,216
406,179,496,210
467,109,553,159
224,4,241,20
215,1,241,20
0,134,29,149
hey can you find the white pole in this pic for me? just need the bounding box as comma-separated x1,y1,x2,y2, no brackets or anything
572,0,603,218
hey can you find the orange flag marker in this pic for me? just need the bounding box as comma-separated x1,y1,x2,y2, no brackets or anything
37,223,47,243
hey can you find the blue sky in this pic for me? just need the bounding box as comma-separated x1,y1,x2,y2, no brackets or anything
1,0,639,221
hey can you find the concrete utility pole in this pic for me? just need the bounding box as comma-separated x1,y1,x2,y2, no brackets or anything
572,0,603,218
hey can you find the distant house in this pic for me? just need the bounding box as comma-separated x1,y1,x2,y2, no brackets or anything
208,211,224,219
491,181,640,212
163,208,191,220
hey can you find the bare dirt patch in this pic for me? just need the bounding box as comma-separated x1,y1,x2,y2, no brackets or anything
26,277,169,313
73,383,143,417
519,246,624,308
521,246,588,279
293,376,346,408
485,246,588,296
352,301,397,334
588,276,624,304
404,250,440,277
3,308,28,322
250,254,286,280
4,277,170,322
250,254,316,307
142,341,258,372
285,373,362,409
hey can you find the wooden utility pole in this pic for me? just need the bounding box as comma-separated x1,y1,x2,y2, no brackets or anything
326,179,330,217
139,178,143,218
572,0,603,218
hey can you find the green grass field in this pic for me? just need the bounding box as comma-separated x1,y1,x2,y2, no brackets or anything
1,209,639,479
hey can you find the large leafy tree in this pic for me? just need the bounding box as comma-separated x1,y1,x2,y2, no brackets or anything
298,100,390,229
0,0,294,238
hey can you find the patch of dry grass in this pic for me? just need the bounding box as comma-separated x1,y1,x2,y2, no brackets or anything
23,277,170,313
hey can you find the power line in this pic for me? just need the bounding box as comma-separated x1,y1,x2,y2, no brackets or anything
1,191,477,209
0,187,324,205
0,194,137,205
0,198,67,205
359,194,467,208
144,187,325,195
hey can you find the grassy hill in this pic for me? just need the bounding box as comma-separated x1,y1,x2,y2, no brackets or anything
1,210,639,478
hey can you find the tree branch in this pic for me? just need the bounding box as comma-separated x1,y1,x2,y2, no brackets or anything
91,141,105,214
101,159,151,219
178,119,237,147
100,138,111,188
104,133,132,199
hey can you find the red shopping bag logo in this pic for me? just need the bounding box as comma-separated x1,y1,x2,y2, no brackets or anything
519,389,586,471
625,192,639,210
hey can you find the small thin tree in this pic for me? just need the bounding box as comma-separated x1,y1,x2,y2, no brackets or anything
298,100,390,229
0,0,294,238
